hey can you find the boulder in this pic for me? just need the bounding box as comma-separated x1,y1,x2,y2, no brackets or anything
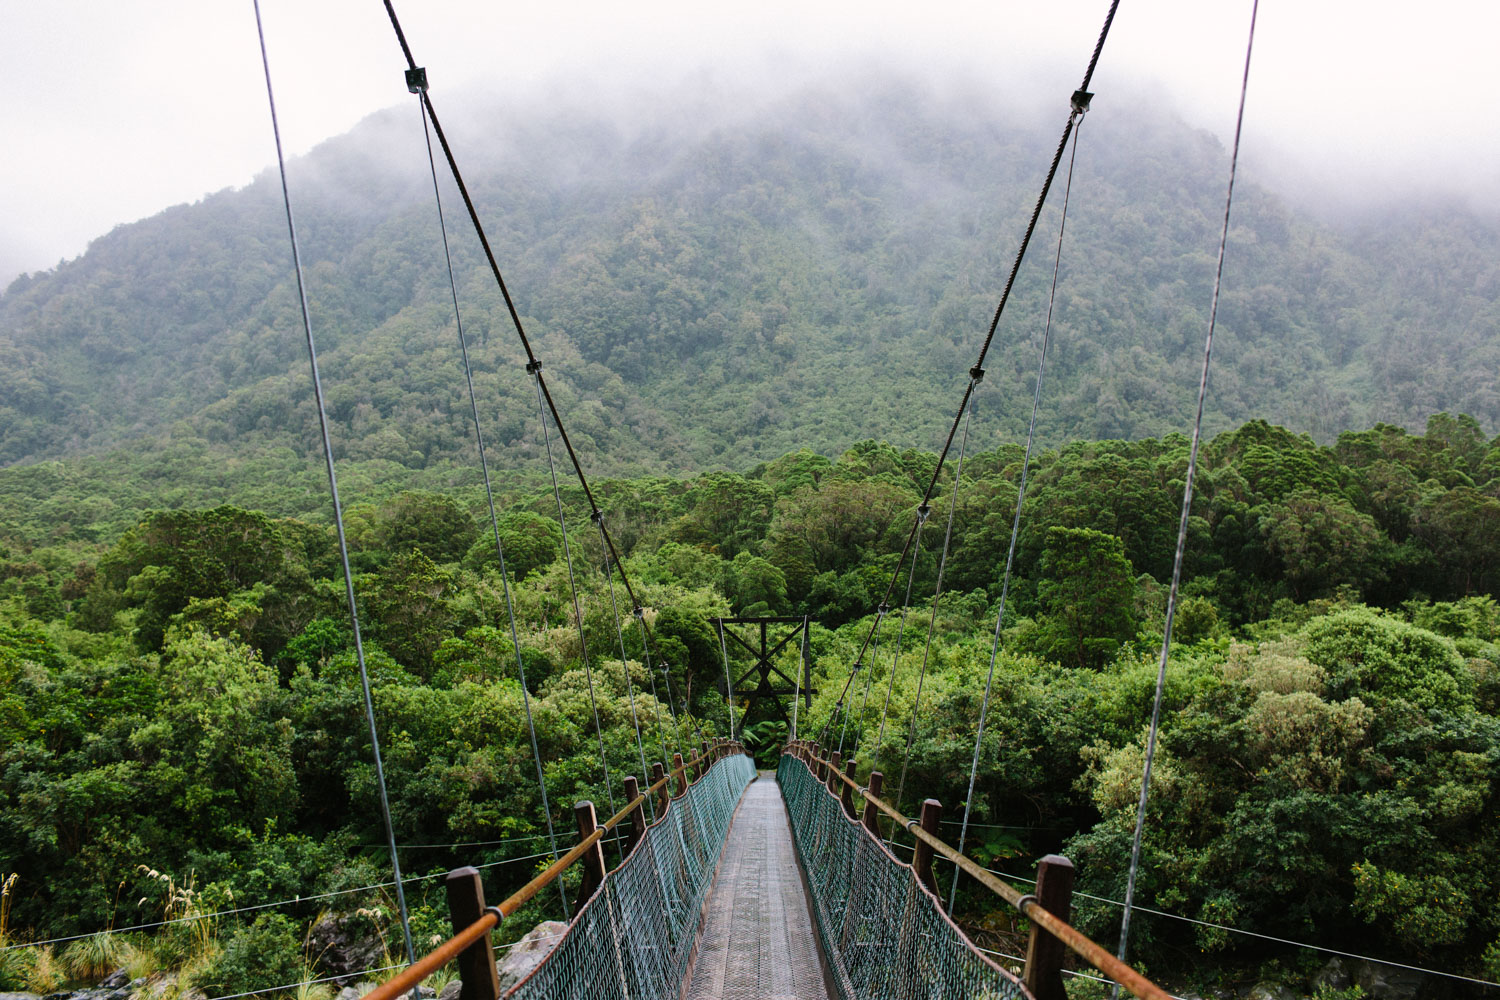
306,916,386,981
1246,984,1294,1000
1353,960,1424,1000
98,973,129,991
0,992,43,1000
1311,958,1352,991
495,921,567,995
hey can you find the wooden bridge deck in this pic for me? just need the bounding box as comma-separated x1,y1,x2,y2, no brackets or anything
683,772,831,1000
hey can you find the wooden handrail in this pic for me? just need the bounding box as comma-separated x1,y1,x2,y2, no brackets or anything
362,744,744,1000
787,742,1171,1000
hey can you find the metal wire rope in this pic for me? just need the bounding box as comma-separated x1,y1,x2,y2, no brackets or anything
596,516,658,822
249,0,417,983
949,109,1087,915
1113,4,1260,991
817,0,1121,744
892,397,975,814
714,618,738,738
409,80,570,920
531,370,623,863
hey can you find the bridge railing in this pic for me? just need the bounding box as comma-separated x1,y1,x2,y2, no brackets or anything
363,739,754,1000
782,740,1171,1000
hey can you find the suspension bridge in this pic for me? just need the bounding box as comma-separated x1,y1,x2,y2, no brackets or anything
241,0,1262,995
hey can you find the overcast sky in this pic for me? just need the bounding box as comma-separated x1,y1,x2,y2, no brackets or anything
3,0,1497,288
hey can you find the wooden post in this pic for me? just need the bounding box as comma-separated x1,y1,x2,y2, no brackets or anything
862,771,884,837
698,741,708,779
651,761,669,815
1023,855,1076,1000
621,776,647,854
444,867,500,1000
828,751,843,794
811,742,821,775
914,799,942,893
841,759,857,817
573,801,607,911
672,752,687,796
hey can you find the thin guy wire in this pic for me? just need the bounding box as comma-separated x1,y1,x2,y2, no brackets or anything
872,511,928,750
413,89,568,920
893,398,975,814
597,517,657,822
818,0,1121,741
531,370,623,863
792,614,808,740
852,610,882,754
715,618,738,738
1114,4,1259,990
249,2,416,985
950,112,1085,915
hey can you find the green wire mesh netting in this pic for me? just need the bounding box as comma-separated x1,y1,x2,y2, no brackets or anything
505,752,757,1000
778,754,1034,1000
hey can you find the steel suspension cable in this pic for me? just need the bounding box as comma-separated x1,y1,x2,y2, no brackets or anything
949,112,1086,915
869,504,929,752
596,517,656,822
530,370,623,862
250,0,417,982
851,610,883,754
409,82,570,920
792,614,809,739
817,0,1121,743
1114,3,1260,990
714,619,738,738
892,397,975,814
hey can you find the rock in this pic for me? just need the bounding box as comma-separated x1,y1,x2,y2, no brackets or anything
98,972,129,991
1246,984,1294,1000
1312,958,1352,991
336,988,361,1000
0,992,43,1000
437,981,462,1000
1353,959,1424,1000
495,921,567,995
306,915,386,981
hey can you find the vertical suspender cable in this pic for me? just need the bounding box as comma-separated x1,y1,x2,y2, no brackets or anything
598,519,656,822
715,620,738,739
949,112,1085,915
893,398,975,813
249,0,417,981
531,371,622,861
852,612,882,755
792,615,808,740
409,85,568,916
1113,3,1260,990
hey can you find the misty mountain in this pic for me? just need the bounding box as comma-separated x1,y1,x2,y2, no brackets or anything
2,75,1497,476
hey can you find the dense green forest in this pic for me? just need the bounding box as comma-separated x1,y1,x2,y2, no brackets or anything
3,418,1500,997
2,78,1499,478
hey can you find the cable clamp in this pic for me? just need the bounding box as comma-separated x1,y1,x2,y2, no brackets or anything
877,603,891,616
968,365,986,384
405,67,429,94
916,503,932,524
1015,893,1038,915
1070,90,1093,115
633,605,646,619
484,904,504,924
525,360,543,375
590,510,605,526
905,818,920,832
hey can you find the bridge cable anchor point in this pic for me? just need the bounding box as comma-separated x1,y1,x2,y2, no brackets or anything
405,67,428,94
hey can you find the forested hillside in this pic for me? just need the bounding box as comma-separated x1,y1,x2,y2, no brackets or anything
2,77,1498,476
4,420,1500,996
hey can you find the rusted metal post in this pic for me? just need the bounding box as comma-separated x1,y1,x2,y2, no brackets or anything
914,799,942,893
573,801,607,911
672,752,687,796
621,776,647,855
862,771,884,837
651,761,668,815
445,867,500,1000
841,758,858,817
1023,855,1076,1000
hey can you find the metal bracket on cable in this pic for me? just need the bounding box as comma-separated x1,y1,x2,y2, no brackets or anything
1071,89,1093,114
968,365,986,384
877,603,891,616
916,503,932,525
633,605,646,620
590,510,605,526
525,360,543,375
405,67,428,94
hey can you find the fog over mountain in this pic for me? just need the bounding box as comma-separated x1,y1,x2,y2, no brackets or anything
2,73,1497,478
